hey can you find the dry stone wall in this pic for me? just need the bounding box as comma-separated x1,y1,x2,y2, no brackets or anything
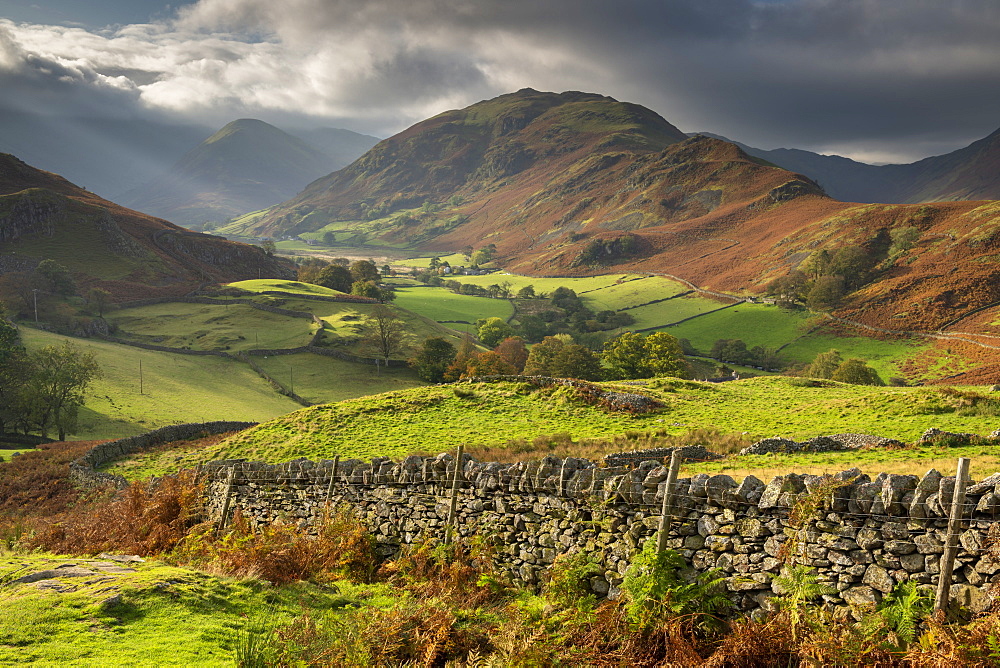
201,451,1000,615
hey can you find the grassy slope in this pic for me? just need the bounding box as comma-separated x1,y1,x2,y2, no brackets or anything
391,285,513,333
254,352,423,405
117,377,1000,477
666,304,814,351
107,302,315,352
0,554,391,667
0,449,34,463
20,329,300,440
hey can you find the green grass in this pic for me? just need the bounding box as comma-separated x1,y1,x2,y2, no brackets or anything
227,279,345,297
392,285,514,334
685,441,1000,484
576,276,688,312
0,449,34,463
253,352,424,405
666,304,814,352
777,333,926,380
0,553,395,667
19,328,300,440
124,376,1000,476
107,303,314,352
391,253,469,269
624,295,728,330
455,272,633,296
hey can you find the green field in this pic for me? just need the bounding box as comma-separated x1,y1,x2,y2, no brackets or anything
115,376,1000,477
625,295,729,330
455,272,633,296
19,328,301,440
0,553,381,667
108,303,315,352
391,285,513,334
391,253,468,269
253,352,423,405
575,276,689,311
777,333,927,380
667,304,815,352
0,449,34,463
227,279,345,297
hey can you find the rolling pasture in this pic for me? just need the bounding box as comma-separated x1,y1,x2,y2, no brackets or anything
19,328,301,439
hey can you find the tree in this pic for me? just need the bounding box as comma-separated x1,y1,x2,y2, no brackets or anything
297,257,329,284
352,280,395,302
889,226,920,256
37,259,75,295
493,337,529,373
464,351,516,378
409,337,456,383
361,305,410,364
831,358,884,386
522,334,601,380
516,284,536,299
322,231,336,245
260,240,277,256
314,264,353,292
550,343,603,380
87,288,112,317
475,317,515,348
806,275,846,310
25,342,101,440
806,349,842,379
602,331,690,380
350,260,380,283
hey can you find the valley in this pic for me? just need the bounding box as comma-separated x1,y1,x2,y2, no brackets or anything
2,82,1000,667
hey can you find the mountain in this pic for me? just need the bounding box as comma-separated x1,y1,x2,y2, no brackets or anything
121,119,379,229
701,128,1000,204
222,88,1000,336
0,153,294,300
0,110,212,201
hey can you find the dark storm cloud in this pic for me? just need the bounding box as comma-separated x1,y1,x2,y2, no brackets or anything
2,0,999,162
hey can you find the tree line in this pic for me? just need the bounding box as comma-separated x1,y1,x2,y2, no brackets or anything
0,308,100,440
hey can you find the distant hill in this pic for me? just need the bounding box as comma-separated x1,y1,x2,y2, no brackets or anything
121,119,379,229
699,128,1000,203
0,109,211,201
0,153,294,300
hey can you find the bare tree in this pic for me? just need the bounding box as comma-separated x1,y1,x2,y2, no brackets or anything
362,305,411,365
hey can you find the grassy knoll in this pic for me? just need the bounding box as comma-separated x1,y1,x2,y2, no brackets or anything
119,377,1000,476
19,329,300,440
107,302,314,352
391,284,513,334
667,303,814,352
0,553,389,666
253,352,424,405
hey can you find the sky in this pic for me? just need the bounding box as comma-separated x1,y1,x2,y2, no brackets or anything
0,0,998,164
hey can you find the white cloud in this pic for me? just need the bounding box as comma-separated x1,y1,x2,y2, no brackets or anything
0,0,998,161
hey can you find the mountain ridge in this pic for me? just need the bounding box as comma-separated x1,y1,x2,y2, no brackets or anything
121,119,379,228
0,152,294,299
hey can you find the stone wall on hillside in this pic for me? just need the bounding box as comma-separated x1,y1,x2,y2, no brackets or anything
199,452,1000,615
69,421,257,488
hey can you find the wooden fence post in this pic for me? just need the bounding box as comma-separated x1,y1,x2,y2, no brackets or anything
657,450,683,553
218,465,237,531
935,457,970,613
445,445,465,543
324,455,340,508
